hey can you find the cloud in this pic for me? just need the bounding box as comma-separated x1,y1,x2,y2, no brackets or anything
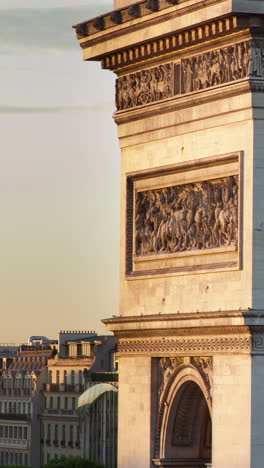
0,0,112,10
0,103,114,114
0,4,113,53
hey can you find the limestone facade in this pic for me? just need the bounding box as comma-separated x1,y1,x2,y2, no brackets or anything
74,0,264,466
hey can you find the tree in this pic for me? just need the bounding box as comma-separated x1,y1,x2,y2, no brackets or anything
43,456,106,468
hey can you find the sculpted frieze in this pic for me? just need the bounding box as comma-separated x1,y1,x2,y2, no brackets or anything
116,40,264,110
116,63,174,110
182,40,264,93
135,175,238,257
118,335,250,354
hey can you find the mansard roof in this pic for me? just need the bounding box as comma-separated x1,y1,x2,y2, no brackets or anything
7,356,48,372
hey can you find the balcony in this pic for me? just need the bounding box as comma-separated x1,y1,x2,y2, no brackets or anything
0,438,28,449
0,414,30,421
45,409,77,417
0,388,31,397
43,383,84,393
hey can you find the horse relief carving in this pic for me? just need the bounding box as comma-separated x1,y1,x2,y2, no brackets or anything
116,40,264,111
116,63,174,110
135,176,238,256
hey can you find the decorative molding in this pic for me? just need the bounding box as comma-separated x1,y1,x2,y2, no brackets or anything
114,325,250,339
99,16,242,71
190,357,212,398
74,0,227,41
252,334,264,352
115,39,264,111
118,336,251,354
114,81,252,125
155,356,212,458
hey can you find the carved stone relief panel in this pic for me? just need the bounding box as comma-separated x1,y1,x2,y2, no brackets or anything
135,175,238,257
116,63,174,110
116,39,264,110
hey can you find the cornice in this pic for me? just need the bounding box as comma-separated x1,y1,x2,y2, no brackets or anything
101,16,245,71
115,325,250,338
103,309,264,325
73,0,226,42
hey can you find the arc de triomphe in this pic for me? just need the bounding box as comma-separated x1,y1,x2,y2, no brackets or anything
74,0,264,466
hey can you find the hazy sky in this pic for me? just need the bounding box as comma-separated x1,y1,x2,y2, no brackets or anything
0,0,120,343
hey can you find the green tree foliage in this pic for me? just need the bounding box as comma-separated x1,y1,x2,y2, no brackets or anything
44,456,106,468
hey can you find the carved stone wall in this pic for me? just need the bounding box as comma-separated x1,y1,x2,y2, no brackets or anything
118,335,250,354
116,63,174,110
116,39,264,110
135,175,238,257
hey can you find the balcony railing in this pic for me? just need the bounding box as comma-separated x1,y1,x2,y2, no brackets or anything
43,383,84,393
0,438,28,449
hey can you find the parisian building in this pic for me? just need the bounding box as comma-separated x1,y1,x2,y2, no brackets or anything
40,331,117,466
0,332,117,467
0,343,54,467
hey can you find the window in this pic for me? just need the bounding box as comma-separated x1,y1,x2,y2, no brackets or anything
50,396,53,409
0,426,3,438
4,426,8,438
49,370,52,384
72,397,76,410
18,427,22,439
28,402,31,415
71,371,75,385
18,402,21,414
55,424,58,440
70,425,73,442
62,424,65,441
9,426,13,438
23,427,27,439
57,397,60,409
79,370,82,384
56,370,60,384
23,402,26,414
65,397,68,409
14,427,17,438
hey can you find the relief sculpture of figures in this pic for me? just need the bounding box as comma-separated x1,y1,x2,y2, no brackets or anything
116,63,174,110
135,175,238,256
182,40,264,93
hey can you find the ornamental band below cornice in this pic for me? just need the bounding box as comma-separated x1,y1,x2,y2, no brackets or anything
118,336,251,354
115,39,264,111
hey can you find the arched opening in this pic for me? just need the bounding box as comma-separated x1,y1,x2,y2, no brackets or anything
157,380,211,468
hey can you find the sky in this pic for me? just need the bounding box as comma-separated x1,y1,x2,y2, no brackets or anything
0,0,120,343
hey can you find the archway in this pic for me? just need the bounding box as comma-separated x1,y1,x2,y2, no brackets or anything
154,361,212,468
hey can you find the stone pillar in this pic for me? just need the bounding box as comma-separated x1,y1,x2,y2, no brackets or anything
118,356,152,468
212,355,251,468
